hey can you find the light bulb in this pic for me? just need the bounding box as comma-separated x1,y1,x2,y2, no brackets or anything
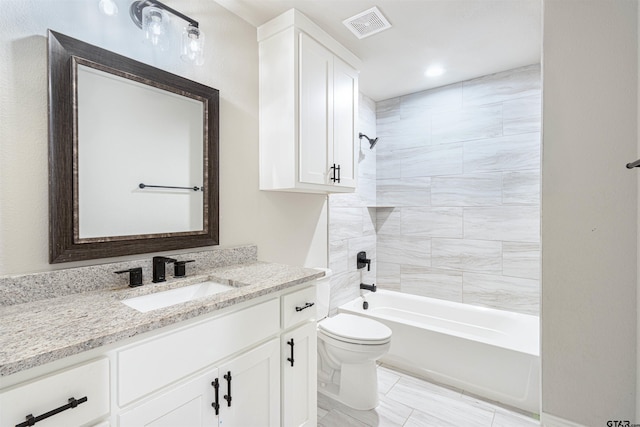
181,24,205,66
98,0,118,16
142,5,169,50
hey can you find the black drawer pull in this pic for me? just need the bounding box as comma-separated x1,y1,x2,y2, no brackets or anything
295,302,314,312
223,371,232,407
16,396,88,427
287,338,295,367
211,378,220,415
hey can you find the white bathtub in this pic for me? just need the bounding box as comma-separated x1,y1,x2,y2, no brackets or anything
339,290,540,413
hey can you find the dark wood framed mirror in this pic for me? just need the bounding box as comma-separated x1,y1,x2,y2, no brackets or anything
48,30,219,263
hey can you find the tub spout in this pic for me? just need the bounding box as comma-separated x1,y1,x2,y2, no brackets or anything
360,283,376,292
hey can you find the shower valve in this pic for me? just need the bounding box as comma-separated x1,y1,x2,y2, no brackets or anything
357,251,371,271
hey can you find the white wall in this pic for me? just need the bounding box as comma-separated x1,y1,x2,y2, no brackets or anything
0,0,326,275
542,0,637,424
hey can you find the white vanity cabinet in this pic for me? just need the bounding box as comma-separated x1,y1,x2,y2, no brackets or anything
118,366,218,427
281,286,317,427
258,9,360,193
116,298,281,427
217,339,280,426
0,281,318,427
119,339,281,427
0,358,109,427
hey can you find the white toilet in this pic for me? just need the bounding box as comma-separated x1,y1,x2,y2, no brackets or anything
316,270,392,410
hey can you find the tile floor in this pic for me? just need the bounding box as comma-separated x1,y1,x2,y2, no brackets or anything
317,364,540,427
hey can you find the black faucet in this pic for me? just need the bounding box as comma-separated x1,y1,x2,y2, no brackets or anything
152,256,177,283
360,283,376,292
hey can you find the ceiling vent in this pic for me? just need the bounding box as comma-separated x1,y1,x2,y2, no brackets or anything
343,7,391,40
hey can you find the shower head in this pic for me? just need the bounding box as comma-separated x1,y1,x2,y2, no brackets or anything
359,133,379,149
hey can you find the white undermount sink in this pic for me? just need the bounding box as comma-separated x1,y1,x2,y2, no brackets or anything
122,281,235,313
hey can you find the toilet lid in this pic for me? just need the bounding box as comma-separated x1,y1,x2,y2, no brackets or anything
319,313,392,343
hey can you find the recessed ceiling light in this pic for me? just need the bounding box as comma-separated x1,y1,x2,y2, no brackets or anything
425,65,445,78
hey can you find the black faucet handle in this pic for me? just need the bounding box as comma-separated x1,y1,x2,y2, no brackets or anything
174,260,195,277
357,251,371,271
115,267,143,287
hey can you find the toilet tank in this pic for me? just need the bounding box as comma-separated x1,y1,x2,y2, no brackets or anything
314,268,332,319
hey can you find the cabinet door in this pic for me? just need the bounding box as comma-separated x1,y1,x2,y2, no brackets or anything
332,57,358,188
299,32,333,186
218,339,280,427
282,322,317,427
118,368,218,427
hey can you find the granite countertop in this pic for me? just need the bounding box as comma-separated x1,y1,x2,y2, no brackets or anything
0,262,323,377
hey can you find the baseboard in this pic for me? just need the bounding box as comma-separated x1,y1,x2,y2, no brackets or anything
541,412,588,427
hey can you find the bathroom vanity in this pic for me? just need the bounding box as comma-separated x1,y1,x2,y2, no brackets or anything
0,258,320,427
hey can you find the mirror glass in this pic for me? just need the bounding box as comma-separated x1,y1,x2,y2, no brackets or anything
48,30,219,263
76,64,204,239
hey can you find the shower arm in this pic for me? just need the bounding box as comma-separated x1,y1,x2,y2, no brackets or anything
359,133,379,149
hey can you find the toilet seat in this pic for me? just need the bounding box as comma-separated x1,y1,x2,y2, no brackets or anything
318,313,392,345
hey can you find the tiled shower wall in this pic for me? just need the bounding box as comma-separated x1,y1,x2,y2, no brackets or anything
326,93,377,315
375,65,541,315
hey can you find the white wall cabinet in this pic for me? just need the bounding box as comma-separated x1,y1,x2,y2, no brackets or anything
0,283,317,427
258,9,360,193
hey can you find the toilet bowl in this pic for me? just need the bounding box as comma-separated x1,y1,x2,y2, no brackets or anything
315,270,392,410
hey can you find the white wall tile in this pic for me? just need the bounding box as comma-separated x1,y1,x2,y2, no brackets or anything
377,177,431,207
401,143,464,178
363,207,376,235
377,150,402,180
377,262,401,290
503,242,540,280
463,132,541,174
432,238,502,274
400,82,463,116
329,239,348,274
329,207,363,240
377,234,431,267
329,270,361,315
502,171,540,205
376,207,401,235
357,177,377,207
329,192,364,208
401,265,463,302
370,65,541,316
503,94,542,136
463,272,539,315
401,207,463,238
464,206,540,243
377,97,400,122
431,104,503,144
431,173,502,207
462,64,541,107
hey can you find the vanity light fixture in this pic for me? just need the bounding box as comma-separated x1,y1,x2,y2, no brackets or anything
130,0,205,64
